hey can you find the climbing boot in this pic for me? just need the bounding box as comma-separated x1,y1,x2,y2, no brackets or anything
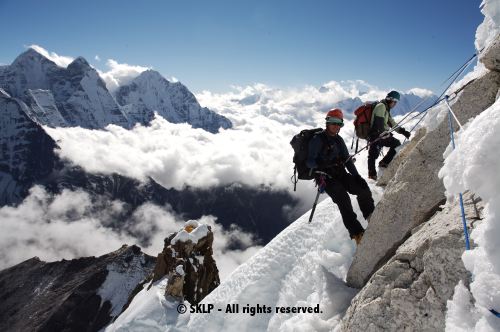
368,174,377,181
352,232,364,245
378,160,389,168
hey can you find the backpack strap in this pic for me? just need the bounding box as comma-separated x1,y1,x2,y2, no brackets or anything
317,130,333,153
315,131,344,167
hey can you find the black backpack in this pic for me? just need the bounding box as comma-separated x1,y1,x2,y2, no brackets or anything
290,128,328,191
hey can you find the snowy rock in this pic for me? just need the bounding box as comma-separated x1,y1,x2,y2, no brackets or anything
0,244,155,332
115,69,232,133
149,221,220,304
347,70,500,289
480,34,500,72
341,192,483,332
24,89,66,126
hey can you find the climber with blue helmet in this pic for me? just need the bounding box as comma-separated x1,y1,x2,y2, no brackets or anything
367,91,411,180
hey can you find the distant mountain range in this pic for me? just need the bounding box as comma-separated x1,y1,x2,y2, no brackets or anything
0,48,232,132
0,50,294,245
318,85,437,119
0,87,294,243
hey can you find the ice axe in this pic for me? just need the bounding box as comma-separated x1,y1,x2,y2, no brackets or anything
308,171,329,223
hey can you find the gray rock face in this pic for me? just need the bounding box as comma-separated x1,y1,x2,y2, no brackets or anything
0,93,57,184
480,34,500,72
340,193,483,332
347,70,500,289
115,70,232,133
377,127,427,187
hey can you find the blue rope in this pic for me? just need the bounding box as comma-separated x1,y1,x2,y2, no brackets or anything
444,96,500,319
491,309,500,318
445,96,470,250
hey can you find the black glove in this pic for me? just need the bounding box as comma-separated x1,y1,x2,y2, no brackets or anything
354,174,369,189
400,128,411,139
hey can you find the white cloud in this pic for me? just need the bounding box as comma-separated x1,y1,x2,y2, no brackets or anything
406,87,435,98
27,44,75,67
44,116,301,191
196,80,390,126
97,59,150,92
0,186,260,280
42,80,430,215
95,55,101,61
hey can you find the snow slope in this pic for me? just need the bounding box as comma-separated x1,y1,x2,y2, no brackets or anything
107,184,384,331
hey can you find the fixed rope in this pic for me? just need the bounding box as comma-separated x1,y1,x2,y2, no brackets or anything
444,86,500,320
346,50,480,163
445,95,470,250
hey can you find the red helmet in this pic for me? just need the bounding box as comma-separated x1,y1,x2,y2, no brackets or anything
325,108,344,126
326,108,343,119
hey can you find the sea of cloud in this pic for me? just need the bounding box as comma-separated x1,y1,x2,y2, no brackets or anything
0,185,259,280
6,45,430,277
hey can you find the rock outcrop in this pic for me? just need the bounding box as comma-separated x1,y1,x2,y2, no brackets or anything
341,193,483,331
480,34,500,72
347,69,500,289
0,245,155,332
149,220,220,304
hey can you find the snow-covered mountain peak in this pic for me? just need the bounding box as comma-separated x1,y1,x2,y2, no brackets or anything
116,69,233,133
67,56,91,72
11,48,56,68
3,49,59,97
135,69,167,83
2,49,232,136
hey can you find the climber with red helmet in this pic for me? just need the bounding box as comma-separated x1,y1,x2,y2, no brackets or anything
306,108,374,245
367,91,411,180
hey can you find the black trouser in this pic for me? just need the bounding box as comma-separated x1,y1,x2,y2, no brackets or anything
367,135,401,176
321,173,375,238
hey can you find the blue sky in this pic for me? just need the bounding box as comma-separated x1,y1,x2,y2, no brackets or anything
0,0,483,94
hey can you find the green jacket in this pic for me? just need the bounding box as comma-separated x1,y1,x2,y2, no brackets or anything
370,100,403,135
